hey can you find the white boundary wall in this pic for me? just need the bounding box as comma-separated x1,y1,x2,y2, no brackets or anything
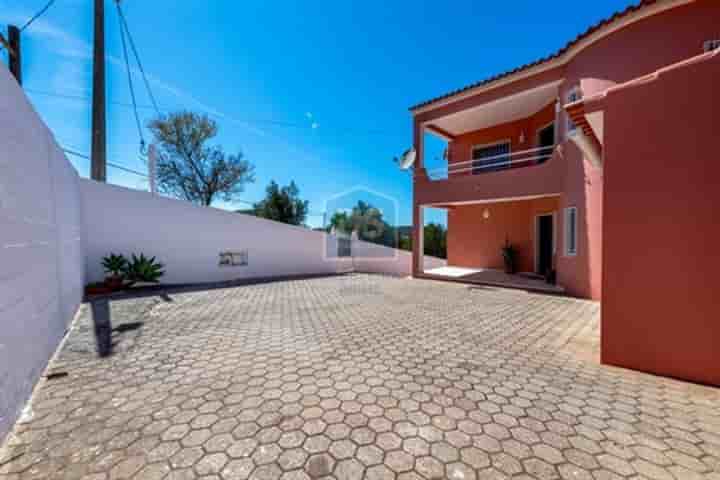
351,240,446,276
81,181,445,284
81,180,354,284
0,69,84,440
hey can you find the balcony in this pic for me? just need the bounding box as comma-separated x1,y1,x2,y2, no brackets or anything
415,144,565,206
426,144,555,180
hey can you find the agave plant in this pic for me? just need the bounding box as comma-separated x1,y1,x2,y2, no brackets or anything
123,253,165,285
101,254,128,278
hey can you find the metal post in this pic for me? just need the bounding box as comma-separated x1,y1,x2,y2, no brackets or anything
148,143,157,194
91,0,107,182
8,25,21,85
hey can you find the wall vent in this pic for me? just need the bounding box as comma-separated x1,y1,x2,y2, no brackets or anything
704,40,720,52
219,250,248,267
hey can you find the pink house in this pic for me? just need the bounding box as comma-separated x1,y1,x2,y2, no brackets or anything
409,0,720,385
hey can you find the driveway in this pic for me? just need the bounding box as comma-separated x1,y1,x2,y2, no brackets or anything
1,274,719,479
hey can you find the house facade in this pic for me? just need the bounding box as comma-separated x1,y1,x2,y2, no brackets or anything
409,0,719,300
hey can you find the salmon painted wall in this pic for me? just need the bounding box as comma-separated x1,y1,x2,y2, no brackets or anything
449,102,556,172
601,53,720,386
554,0,720,299
414,0,720,299
447,197,559,273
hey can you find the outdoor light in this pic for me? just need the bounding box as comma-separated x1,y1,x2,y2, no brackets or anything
483,209,490,220
519,130,526,144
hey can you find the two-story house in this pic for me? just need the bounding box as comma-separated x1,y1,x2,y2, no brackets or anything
408,0,718,301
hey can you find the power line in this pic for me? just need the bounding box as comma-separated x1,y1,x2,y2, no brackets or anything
115,0,145,151
25,88,396,137
21,0,57,31
62,147,149,177
0,0,57,53
61,146,326,215
116,2,161,116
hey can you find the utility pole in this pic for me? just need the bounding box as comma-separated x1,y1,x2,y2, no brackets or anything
7,25,21,85
91,0,107,182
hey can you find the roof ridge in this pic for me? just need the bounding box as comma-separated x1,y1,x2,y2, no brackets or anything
409,0,664,112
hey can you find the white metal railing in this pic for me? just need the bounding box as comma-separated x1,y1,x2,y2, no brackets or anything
426,145,555,180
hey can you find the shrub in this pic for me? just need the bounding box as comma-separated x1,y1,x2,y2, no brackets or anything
124,254,165,284
101,254,128,278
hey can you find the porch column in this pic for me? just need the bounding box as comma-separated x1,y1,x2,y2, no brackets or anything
412,118,425,276
412,204,424,276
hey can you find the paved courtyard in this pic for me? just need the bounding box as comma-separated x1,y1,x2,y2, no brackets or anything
2,274,719,480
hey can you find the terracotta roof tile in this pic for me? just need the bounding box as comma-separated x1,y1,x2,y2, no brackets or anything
409,0,659,111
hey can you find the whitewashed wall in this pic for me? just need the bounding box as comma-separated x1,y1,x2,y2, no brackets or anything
81,180,356,284
352,240,446,276
81,180,444,284
0,69,84,440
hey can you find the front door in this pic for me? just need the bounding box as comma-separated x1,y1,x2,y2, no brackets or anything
537,215,554,276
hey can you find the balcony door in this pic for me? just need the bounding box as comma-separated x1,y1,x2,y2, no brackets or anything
472,141,511,174
537,123,555,164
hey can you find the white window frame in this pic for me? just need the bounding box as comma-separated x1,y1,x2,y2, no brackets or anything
565,87,582,139
564,206,578,257
471,139,512,174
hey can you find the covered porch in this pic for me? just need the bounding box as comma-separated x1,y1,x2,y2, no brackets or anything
423,266,564,294
417,195,565,294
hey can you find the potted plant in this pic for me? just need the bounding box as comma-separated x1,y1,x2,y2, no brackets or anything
501,239,518,275
101,253,128,290
124,253,165,287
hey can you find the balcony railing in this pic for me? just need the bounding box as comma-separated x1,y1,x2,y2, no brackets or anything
426,145,555,180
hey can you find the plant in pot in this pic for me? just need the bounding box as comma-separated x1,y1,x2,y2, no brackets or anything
101,254,128,290
124,253,165,287
501,239,518,275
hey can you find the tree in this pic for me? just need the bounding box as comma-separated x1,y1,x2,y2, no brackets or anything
328,201,395,246
395,223,447,259
252,181,309,226
148,111,255,206
423,223,447,259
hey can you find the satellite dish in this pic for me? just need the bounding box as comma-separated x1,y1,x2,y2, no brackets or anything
396,148,416,170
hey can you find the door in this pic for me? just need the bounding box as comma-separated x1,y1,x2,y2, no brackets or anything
537,123,555,164
537,214,554,275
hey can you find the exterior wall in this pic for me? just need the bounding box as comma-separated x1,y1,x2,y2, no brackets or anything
413,0,720,300
449,102,556,171
554,0,719,300
353,241,446,277
447,197,559,273
601,52,720,386
81,180,439,284
0,69,84,441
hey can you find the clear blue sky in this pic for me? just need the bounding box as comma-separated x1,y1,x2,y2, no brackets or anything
3,0,633,228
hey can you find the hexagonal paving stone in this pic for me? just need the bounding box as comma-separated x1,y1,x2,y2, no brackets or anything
335,458,365,480
4,275,720,480
305,453,335,477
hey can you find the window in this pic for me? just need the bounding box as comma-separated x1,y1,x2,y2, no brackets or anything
564,207,578,256
472,141,511,174
565,87,582,138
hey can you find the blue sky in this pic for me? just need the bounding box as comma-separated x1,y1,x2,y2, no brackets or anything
3,0,633,228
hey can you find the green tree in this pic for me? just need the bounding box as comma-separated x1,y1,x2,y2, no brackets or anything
328,201,395,246
252,180,309,226
148,111,255,206
423,222,447,259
